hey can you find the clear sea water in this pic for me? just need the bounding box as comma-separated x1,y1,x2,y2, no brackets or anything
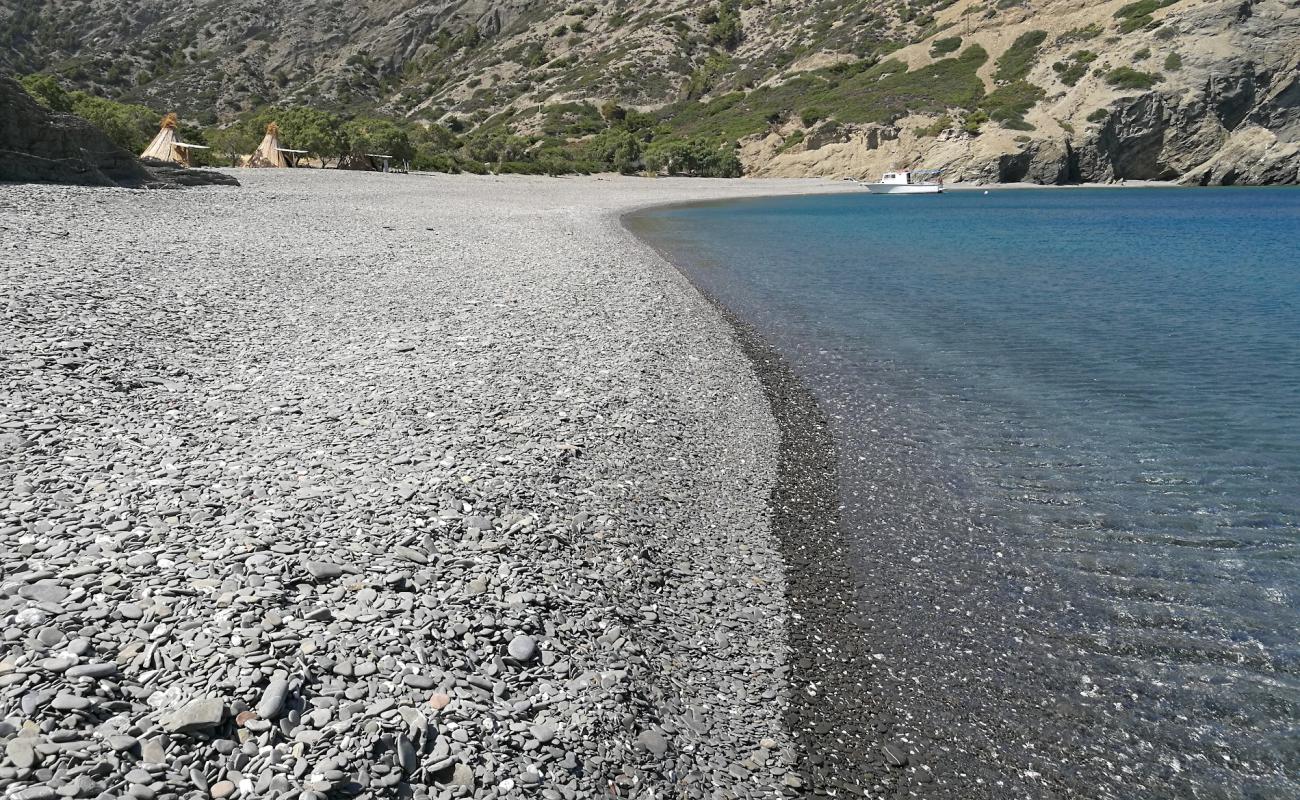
631,188,1300,798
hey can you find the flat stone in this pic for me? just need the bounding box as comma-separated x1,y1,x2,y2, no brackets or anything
304,561,342,581
636,729,669,757
107,735,138,752
140,737,165,764
882,743,909,767
51,693,91,711
393,546,427,564
162,697,225,733
65,662,118,680
396,734,417,773
403,674,436,690
450,763,474,789
18,581,67,603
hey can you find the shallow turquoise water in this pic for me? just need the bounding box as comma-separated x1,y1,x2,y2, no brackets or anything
633,188,1300,798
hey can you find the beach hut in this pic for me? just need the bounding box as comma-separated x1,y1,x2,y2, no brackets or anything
139,113,209,166
241,122,306,168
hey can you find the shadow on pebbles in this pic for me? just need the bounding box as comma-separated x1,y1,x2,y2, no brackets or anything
0,172,866,799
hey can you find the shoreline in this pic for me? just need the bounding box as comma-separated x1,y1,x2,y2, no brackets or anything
623,212,920,793
618,186,1300,800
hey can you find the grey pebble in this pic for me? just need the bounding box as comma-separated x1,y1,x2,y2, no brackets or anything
256,677,291,720
507,635,538,662
6,737,38,769
162,698,225,733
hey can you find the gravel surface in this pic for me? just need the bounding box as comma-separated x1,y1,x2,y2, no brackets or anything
0,171,855,800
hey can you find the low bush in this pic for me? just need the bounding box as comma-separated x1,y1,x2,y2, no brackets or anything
1105,66,1160,89
930,36,962,57
913,116,952,138
995,30,1047,83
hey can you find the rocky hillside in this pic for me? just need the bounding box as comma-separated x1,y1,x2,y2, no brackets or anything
3,0,1297,183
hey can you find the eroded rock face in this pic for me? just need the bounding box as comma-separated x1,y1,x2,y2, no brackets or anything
1075,53,1300,185
1,77,240,188
0,76,154,187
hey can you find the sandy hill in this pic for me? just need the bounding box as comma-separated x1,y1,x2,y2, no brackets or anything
3,0,1296,183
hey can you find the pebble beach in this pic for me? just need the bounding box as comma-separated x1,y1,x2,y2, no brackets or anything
0,172,863,800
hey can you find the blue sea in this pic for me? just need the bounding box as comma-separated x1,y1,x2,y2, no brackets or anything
630,188,1300,798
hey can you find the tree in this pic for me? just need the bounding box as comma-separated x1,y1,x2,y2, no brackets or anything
644,137,742,177
410,123,462,172
205,126,258,166
583,129,641,174
66,93,158,154
343,117,414,164
19,74,73,112
278,107,347,166
709,0,743,50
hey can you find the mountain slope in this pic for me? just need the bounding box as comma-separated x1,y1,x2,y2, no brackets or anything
3,0,1296,183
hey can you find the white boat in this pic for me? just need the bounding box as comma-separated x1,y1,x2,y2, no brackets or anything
863,169,944,194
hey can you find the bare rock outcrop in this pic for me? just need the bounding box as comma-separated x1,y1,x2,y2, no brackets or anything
0,76,154,187
1,77,239,189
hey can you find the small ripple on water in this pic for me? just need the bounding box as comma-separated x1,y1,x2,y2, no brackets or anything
633,188,1300,798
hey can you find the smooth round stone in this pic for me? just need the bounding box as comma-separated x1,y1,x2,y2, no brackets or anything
35,627,65,647
507,635,537,662
6,738,38,769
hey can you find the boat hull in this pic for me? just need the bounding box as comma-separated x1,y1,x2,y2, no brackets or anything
864,183,943,194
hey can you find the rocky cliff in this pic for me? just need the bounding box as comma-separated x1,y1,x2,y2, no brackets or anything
3,0,1297,184
742,0,1300,185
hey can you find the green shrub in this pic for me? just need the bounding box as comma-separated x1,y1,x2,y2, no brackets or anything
1086,108,1109,123
582,128,642,173
914,115,952,138
995,30,1047,82
799,107,826,127
1114,0,1177,33
68,94,159,153
1058,23,1102,43
1163,52,1182,71
962,109,989,134
709,0,743,50
1105,66,1160,89
1051,50,1097,86
981,80,1044,129
777,129,805,153
19,74,73,112
930,36,962,57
